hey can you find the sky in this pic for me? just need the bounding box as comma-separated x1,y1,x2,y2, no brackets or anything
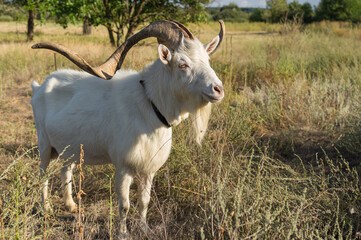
208,0,321,8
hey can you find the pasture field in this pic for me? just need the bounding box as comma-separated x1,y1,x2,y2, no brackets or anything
0,20,361,239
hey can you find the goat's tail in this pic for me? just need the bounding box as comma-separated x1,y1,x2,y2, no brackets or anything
31,80,40,94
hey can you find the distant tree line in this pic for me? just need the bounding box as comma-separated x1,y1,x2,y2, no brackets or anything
207,0,361,24
207,3,249,22
0,0,209,45
1,0,360,44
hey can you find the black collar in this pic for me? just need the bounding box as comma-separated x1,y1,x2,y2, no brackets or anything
140,80,172,128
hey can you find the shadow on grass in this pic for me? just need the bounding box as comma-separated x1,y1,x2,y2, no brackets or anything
260,127,360,169
0,143,38,159
336,120,361,159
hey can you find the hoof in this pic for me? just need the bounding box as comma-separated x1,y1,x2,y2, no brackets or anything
65,202,78,213
141,222,151,234
118,232,129,239
43,203,53,213
118,220,129,239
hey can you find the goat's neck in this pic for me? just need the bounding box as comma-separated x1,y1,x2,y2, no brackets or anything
140,60,193,126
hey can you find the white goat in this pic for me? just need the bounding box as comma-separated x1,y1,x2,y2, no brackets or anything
31,20,225,237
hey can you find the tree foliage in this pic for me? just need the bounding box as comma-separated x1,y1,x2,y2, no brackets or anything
0,1,26,21
301,2,314,23
14,0,50,20
249,8,265,22
249,1,314,24
265,0,288,23
315,0,348,21
287,1,315,23
315,0,361,23
211,3,249,22
50,0,209,46
287,1,303,20
345,0,361,23
13,0,52,41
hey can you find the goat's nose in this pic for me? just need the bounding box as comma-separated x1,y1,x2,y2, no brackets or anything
213,85,224,96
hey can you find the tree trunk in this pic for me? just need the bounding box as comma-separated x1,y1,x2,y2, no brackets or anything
125,24,136,41
116,31,122,47
82,18,92,35
106,26,115,46
27,10,35,42
115,27,125,46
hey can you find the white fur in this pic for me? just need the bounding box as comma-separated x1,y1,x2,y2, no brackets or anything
31,36,223,235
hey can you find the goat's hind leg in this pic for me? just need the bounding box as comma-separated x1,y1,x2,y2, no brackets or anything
61,163,77,212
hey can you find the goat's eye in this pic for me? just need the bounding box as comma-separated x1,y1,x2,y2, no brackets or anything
178,64,188,69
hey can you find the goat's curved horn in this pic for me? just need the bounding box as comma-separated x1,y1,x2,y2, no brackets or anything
208,20,225,56
168,20,194,40
32,20,194,80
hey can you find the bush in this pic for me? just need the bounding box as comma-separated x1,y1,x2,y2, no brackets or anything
210,3,250,23
212,8,249,22
0,3,27,21
249,9,265,22
0,15,12,22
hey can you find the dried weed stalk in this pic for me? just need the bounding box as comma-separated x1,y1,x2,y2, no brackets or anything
76,144,86,240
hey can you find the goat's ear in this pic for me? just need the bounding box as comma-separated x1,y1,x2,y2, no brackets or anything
204,35,220,55
158,44,172,64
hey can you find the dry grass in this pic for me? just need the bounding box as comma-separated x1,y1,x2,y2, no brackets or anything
0,20,361,239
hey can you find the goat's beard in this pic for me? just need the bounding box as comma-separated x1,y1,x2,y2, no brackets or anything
190,101,212,146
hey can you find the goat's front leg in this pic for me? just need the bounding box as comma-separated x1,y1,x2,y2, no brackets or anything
137,174,154,233
61,163,77,212
115,170,133,238
39,150,51,212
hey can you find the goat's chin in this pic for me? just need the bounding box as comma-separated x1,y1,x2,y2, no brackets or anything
202,93,223,103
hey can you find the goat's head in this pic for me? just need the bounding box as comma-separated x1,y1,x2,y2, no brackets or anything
157,28,224,103
32,20,225,103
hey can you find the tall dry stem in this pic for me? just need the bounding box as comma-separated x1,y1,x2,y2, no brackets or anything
76,144,85,240
0,199,3,240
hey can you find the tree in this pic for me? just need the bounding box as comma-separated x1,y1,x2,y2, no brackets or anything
287,1,303,21
0,1,26,21
287,1,315,24
212,3,249,22
52,0,209,46
315,0,348,21
266,0,288,23
345,0,361,23
14,0,50,41
82,17,91,35
315,0,361,22
249,8,265,22
301,2,315,23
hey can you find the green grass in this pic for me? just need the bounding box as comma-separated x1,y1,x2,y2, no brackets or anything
0,20,361,239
